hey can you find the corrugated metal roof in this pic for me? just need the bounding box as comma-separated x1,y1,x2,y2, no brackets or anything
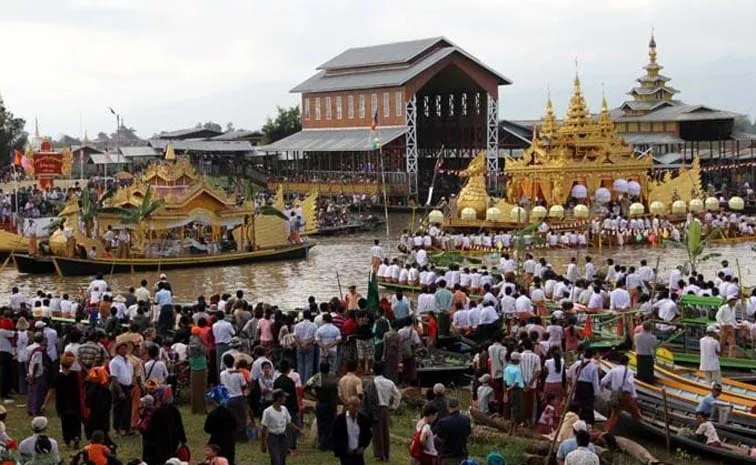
210,130,262,141
260,126,408,152
610,103,739,122
499,120,533,145
120,146,160,157
89,154,129,165
292,39,511,94
621,132,685,145
157,128,223,139
149,139,254,152
317,37,447,70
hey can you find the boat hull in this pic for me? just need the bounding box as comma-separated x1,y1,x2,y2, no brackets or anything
14,254,56,274
16,243,314,276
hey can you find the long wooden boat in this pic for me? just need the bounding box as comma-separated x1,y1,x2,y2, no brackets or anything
619,396,756,461
676,369,756,398
650,363,756,404
601,360,756,416
662,349,756,371
14,254,56,274
14,242,314,276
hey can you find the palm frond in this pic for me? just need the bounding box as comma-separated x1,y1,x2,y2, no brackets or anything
258,205,290,221
44,217,65,233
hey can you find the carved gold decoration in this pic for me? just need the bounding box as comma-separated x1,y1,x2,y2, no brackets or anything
60,148,73,176
506,74,652,208
456,152,490,218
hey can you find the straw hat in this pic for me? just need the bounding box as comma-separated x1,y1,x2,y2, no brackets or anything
111,339,134,355
16,317,29,331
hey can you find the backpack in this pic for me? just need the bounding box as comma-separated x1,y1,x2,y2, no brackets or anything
487,449,506,465
409,427,424,459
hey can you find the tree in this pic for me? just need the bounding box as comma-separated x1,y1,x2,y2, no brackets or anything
734,115,756,133
202,121,222,132
226,122,235,132
118,185,164,225
80,188,116,237
0,99,28,165
56,134,81,147
665,220,723,274
261,105,301,144
95,132,110,143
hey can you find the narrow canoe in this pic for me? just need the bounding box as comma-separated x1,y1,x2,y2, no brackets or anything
619,397,756,461
14,242,315,276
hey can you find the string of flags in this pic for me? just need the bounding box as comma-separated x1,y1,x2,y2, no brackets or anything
698,161,756,172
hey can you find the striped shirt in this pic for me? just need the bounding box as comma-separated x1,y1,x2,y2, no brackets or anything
519,350,541,387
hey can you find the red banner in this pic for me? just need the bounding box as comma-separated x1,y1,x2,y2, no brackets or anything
32,154,64,175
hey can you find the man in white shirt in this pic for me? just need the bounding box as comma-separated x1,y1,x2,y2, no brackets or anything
669,266,682,296
370,363,401,461
212,314,236,377
370,239,384,270
653,293,679,325
135,279,151,303
716,296,738,358
720,260,733,278
699,326,722,384
565,258,578,283
88,273,108,304
109,340,135,435
9,287,26,311
584,257,596,281
601,354,640,432
416,248,428,267
499,253,515,277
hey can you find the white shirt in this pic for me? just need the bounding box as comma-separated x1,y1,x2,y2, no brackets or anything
453,309,470,328
144,360,169,384
565,447,600,465
370,245,384,260
565,264,578,283
584,262,596,281
588,292,603,310
544,358,564,384
515,295,533,312
479,305,498,325
669,269,682,291
109,355,134,385
261,405,291,435
699,336,721,371
601,365,637,397
654,299,678,322
416,249,428,267
220,369,247,397
212,320,235,344
500,295,517,316
373,375,401,408
609,288,630,310
716,304,737,326
346,410,361,452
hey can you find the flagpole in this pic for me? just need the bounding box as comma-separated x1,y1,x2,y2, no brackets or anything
378,143,390,240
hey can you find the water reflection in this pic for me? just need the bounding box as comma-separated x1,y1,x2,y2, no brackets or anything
2,214,754,307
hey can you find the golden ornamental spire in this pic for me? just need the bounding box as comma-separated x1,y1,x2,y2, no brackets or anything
598,87,613,130
648,31,657,65
563,72,591,125
540,91,558,139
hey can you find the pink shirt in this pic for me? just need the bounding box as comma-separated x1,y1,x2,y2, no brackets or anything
258,318,273,343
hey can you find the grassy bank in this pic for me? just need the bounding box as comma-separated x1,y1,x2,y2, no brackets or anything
3,391,532,465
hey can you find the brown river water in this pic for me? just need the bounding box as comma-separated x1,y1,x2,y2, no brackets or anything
2,213,755,306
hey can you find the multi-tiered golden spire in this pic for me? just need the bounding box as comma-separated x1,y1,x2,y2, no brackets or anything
563,74,591,125
625,33,678,106
598,88,613,132
540,90,558,139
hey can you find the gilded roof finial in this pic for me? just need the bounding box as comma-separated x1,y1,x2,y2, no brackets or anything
601,82,608,112
648,29,657,64
541,87,558,139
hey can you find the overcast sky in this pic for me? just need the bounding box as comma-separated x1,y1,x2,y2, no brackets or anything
1,0,754,139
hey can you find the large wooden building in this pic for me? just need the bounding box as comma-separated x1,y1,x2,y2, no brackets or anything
262,37,511,200
610,34,753,165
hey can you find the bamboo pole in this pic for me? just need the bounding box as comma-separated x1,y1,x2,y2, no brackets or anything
0,251,14,274
661,388,671,452
546,372,580,461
